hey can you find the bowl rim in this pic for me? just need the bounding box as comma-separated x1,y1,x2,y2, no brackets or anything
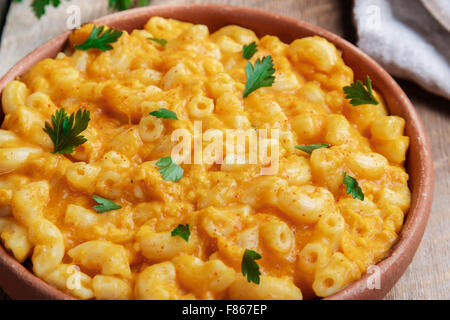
0,3,434,300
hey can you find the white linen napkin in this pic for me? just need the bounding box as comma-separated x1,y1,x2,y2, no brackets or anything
354,0,450,99
0,0,111,76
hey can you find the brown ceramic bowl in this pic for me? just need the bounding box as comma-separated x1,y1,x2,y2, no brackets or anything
0,4,434,300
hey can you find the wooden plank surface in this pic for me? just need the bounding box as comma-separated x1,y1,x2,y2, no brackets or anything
0,0,448,300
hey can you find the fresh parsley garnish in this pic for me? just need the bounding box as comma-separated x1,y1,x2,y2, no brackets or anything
17,0,150,19
74,25,123,51
156,156,184,182
92,195,122,213
149,108,178,120
108,0,151,11
295,144,331,154
14,0,64,19
241,249,262,285
32,0,62,18
148,37,168,46
43,108,90,154
171,224,190,242
343,172,364,201
343,76,379,106
243,56,276,98
242,41,258,60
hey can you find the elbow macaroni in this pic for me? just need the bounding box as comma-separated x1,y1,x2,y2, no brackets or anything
0,17,411,299
136,225,197,262
67,240,131,278
229,275,303,300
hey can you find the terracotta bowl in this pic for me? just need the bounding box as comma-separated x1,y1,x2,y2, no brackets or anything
0,4,434,300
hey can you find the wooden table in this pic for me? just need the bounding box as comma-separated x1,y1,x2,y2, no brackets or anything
0,0,448,300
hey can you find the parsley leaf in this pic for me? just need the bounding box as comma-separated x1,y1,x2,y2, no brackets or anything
242,41,258,60
26,0,63,19
108,0,151,11
295,144,331,154
148,37,168,46
171,224,190,242
156,156,184,182
150,108,178,120
241,249,262,284
343,172,364,201
92,195,122,213
43,108,90,154
16,0,150,19
343,76,379,106
74,25,123,51
243,56,276,98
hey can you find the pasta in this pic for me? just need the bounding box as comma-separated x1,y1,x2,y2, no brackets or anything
0,17,411,300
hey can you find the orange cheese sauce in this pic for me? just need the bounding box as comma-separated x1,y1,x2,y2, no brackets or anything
0,17,411,300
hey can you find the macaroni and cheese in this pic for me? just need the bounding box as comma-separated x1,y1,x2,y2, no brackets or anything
0,17,411,300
